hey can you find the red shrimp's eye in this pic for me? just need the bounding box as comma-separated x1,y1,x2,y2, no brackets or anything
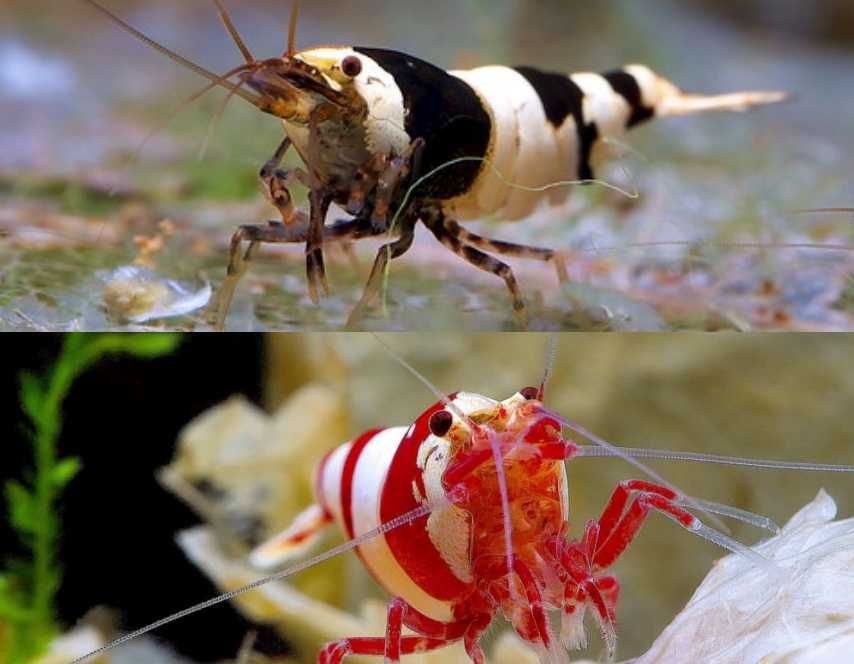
341,55,363,78
520,386,539,400
429,410,453,437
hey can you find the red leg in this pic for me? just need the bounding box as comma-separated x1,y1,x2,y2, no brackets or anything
555,480,698,657
384,598,405,662
592,480,695,569
318,597,480,664
319,636,449,664
463,614,491,664
511,559,561,659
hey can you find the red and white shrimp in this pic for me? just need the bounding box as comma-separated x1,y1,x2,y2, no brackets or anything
247,384,777,664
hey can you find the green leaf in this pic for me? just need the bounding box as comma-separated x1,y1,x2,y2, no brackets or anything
72,334,182,374
19,372,44,423
106,333,182,358
62,333,87,355
51,458,81,488
5,481,36,535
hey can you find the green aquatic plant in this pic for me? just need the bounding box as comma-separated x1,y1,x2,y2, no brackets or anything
0,334,181,664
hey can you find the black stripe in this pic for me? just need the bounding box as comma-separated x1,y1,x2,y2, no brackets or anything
603,70,655,128
514,65,599,181
354,47,492,200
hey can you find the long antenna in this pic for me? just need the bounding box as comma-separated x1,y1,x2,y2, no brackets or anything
70,502,436,664
197,77,250,160
538,334,557,401
213,0,256,64
577,446,854,473
552,414,732,534
287,0,301,57
133,62,254,161
370,334,474,429
81,0,259,105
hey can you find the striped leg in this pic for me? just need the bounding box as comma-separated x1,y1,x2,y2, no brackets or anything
305,106,337,304
211,137,310,329
306,190,333,304
444,220,569,284
210,217,380,331
211,218,310,331
345,217,418,328
422,212,528,328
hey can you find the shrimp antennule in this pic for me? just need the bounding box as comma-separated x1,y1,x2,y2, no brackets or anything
212,0,256,64
287,0,301,57
81,0,260,105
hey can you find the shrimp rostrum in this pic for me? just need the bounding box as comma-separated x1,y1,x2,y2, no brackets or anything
84,0,787,329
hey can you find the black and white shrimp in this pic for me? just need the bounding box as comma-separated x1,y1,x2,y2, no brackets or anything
83,1,786,328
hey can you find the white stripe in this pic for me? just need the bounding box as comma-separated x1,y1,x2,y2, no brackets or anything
571,72,632,138
624,64,671,109
447,66,519,218
449,66,566,221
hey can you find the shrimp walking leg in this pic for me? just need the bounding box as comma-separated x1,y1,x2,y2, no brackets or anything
260,137,310,224
444,220,570,284
211,217,383,330
592,480,695,568
318,596,477,664
318,636,449,664
422,210,528,328
306,189,333,304
212,137,309,328
345,216,419,327
552,480,698,656
305,105,337,302
513,559,558,654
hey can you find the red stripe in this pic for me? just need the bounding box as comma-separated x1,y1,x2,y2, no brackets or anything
381,395,473,603
340,429,384,539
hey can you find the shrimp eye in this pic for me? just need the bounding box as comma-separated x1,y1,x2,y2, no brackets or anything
429,410,453,437
340,55,363,78
520,386,539,400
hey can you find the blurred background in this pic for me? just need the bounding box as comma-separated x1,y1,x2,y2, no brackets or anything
1,0,853,330
2,333,853,662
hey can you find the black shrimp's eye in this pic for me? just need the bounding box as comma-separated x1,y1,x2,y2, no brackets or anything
340,55,363,78
429,410,453,437
520,386,539,400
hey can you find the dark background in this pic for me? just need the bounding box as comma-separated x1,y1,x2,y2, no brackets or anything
0,335,291,661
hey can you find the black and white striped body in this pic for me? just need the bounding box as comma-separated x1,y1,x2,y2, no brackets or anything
286,47,764,221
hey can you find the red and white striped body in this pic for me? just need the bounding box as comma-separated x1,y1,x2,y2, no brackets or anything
252,391,569,624
249,389,705,664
